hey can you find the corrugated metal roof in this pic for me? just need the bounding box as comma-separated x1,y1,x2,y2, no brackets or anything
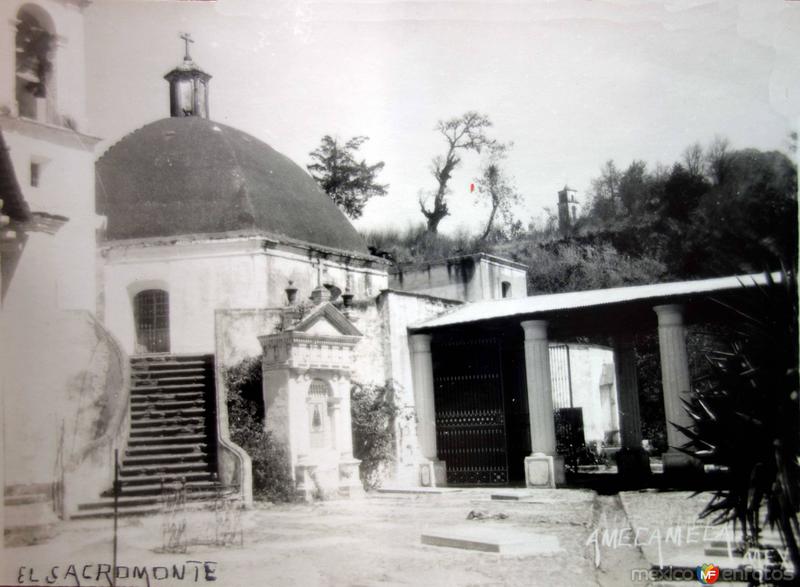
414,272,781,330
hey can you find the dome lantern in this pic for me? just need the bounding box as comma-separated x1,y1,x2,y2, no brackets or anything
164,33,211,119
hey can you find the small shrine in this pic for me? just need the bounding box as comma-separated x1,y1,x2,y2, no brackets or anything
258,286,364,499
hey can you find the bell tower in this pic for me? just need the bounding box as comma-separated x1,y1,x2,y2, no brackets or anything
164,33,211,119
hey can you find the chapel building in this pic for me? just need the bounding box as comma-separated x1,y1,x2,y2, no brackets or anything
3,3,745,536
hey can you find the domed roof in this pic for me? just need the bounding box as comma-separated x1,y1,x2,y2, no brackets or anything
96,117,369,255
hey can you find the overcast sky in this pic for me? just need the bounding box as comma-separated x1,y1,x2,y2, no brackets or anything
85,0,800,235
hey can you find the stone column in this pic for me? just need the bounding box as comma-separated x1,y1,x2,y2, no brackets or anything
328,397,341,453
409,334,446,486
521,320,564,487
654,304,699,474
612,333,651,479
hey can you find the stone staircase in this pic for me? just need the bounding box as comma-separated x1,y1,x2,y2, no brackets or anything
73,354,219,519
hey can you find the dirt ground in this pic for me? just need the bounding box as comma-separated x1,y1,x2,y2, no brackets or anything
3,488,679,587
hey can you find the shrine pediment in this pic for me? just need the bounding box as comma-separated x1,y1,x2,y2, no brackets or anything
291,303,362,337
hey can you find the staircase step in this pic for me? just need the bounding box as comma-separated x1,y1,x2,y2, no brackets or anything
121,462,210,476
128,434,207,446
131,415,205,426
100,479,219,499
130,427,206,438
119,472,215,488
131,407,206,418
124,454,207,467
131,390,206,399
132,376,206,386
126,443,207,455
131,359,207,368
132,382,205,391
132,367,205,376
78,489,223,511
131,395,204,405
71,504,163,520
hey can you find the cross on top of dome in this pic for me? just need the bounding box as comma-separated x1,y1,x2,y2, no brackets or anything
180,32,194,61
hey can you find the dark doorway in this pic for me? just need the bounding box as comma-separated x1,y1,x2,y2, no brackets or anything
134,289,170,353
432,333,529,485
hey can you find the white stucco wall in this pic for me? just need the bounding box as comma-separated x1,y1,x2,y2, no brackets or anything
389,254,528,302
102,237,389,356
553,344,620,445
379,291,461,404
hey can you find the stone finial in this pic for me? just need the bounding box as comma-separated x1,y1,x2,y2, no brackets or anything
310,285,331,305
285,281,298,306
341,291,354,308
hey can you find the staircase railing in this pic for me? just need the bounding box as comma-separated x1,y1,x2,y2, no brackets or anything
213,314,253,507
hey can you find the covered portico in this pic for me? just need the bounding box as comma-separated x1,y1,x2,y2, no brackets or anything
408,273,778,488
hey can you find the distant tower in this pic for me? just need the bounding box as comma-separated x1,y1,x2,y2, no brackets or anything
164,33,211,119
557,185,579,235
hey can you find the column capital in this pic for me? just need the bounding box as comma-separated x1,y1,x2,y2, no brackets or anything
521,319,548,341
654,304,685,327
409,333,432,354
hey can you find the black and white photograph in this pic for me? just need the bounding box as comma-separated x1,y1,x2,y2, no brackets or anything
1,0,799,584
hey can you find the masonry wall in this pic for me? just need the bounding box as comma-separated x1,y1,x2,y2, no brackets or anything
389,256,527,302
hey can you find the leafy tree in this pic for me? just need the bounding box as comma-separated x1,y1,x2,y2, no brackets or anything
350,381,399,489
581,141,797,280
307,135,387,219
683,149,797,276
587,160,622,222
474,144,521,241
420,112,496,234
225,357,295,503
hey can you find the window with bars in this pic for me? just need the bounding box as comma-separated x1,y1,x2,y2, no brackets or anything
133,289,170,353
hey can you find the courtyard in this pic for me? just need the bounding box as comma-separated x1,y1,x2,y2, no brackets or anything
4,488,760,587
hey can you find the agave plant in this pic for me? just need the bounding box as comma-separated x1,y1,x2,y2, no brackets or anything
674,269,799,575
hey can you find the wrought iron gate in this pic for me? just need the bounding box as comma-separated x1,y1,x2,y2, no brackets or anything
432,336,509,484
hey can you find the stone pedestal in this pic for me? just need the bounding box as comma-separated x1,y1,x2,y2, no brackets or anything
524,453,564,488
418,460,447,487
295,457,364,501
653,304,701,475
612,333,651,480
338,459,365,498
521,320,564,485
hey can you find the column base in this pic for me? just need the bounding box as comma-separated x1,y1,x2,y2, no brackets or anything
616,447,652,480
662,450,703,484
524,453,565,488
418,460,447,487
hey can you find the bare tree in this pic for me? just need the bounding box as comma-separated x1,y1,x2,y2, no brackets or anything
682,142,704,176
420,112,496,234
474,144,520,241
705,135,731,185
